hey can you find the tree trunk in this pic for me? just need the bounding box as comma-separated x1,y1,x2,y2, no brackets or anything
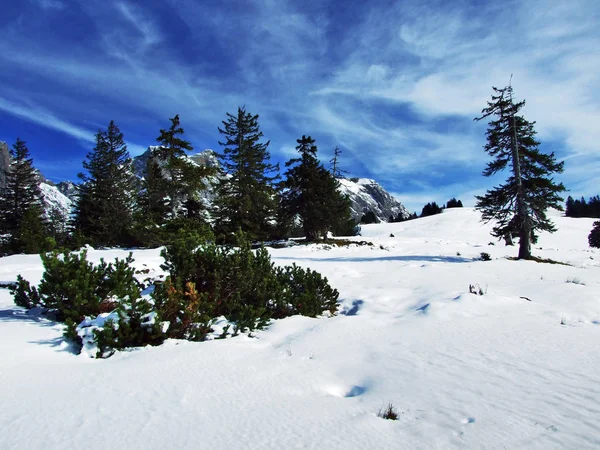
511,112,532,259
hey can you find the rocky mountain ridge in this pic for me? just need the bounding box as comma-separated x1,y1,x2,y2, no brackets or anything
1,143,410,227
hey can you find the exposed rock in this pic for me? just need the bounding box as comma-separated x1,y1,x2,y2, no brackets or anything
338,178,410,223
56,181,78,200
0,141,10,190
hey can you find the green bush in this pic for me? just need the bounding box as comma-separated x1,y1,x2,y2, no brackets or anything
157,231,339,334
34,250,141,323
589,221,600,248
11,275,40,309
91,297,166,358
275,264,339,318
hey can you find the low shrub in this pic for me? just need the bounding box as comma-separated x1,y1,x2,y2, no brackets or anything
377,402,399,420
157,231,339,334
589,221,600,248
11,249,164,357
13,230,341,357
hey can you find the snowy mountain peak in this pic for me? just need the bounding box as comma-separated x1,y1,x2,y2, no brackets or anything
338,177,410,222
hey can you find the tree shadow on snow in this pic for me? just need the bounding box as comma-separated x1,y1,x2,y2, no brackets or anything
273,255,473,264
0,307,56,327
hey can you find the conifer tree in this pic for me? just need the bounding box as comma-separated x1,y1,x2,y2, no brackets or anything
282,135,352,241
0,138,47,254
420,202,443,217
213,107,279,242
153,114,209,221
475,84,565,259
73,121,137,247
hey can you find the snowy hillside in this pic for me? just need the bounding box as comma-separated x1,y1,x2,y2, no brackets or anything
1,208,599,449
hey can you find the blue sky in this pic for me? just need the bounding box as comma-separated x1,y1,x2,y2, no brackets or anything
0,0,599,212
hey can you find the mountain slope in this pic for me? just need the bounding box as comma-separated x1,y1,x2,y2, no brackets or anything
338,177,409,222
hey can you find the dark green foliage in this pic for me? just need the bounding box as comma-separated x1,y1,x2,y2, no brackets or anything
11,275,40,309
134,116,213,246
275,263,339,318
475,85,565,259
360,210,379,224
12,249,142,323
92,297,166,358
566,195,600,218
12,249,165,357
589,221,600,248
281,135,352,241
420,202,443,217
16,205,50,254
446,198,463,208
73,121,138,247
135,158,171,236
153,115,211,220
0,138,47,255
213,107,279,243
156,230,339,334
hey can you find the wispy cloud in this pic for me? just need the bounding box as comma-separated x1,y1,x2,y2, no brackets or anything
1,0,599,206
31,0,65,10
0,97,95,143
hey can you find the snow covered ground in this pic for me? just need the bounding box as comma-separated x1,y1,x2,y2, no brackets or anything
1,208,599,449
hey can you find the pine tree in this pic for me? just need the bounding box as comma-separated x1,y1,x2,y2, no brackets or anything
446,198,463,208
420,202,442,217
213,107,279,242
153,114,210,221
474,85,565,259
0,138,47,254
282,135,352,241
73,121,138,247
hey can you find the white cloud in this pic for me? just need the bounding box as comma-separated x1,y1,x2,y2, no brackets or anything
0,97,94,143
32,0,65,10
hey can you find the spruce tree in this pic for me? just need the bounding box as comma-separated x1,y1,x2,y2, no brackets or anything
73,121,137,247
475,85,565,259
420,202,442,217
213,107,279,242
0,138,47,254
282,135,352,241
153,114,209,221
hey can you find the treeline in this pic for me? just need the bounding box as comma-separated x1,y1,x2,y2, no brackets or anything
388,197,463,223
565,195,600,218
0,107,354,255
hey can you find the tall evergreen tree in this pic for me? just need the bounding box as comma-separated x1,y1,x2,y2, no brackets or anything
213,107,279,242
282,135,352,241
475,85,565,259
0,138,47,254
73,121,137,247
153,114,209,221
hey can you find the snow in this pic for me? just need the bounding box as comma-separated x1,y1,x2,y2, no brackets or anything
39,182,73,219
1,208,599,449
